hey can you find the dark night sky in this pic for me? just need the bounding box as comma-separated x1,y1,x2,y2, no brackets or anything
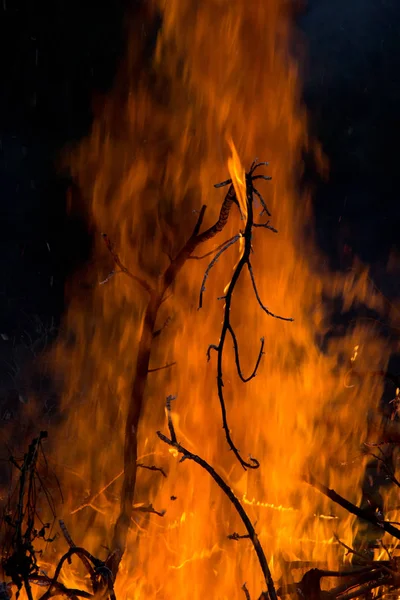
0,0,399,416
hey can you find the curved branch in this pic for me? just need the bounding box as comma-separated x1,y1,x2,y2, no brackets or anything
157,403,277,600
198,235,241,309
247,261,293,322
228,324,265,383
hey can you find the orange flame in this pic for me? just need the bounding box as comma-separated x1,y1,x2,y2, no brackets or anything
19,1,398,598
227,137,247,222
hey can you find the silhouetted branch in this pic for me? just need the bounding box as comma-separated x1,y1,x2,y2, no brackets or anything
148,361,176,373
247,262,293,322
229,327,265,383
157,397,277,600
136,463,167,478
305,472,400,541
189,234,240,260
198,234,241,309
201,162,292,470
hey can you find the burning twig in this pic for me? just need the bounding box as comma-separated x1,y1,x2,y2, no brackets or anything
157,396,277,600
202,163,293,470
189,234,241,260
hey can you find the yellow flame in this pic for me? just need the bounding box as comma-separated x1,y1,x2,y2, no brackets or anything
227,137,247,222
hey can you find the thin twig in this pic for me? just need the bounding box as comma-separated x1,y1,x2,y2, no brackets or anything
136,463,167,478
157,399,276,600
229,327,265,383
148,361,176,373
189,234,240,260
247,262,293,322
198,235,241,309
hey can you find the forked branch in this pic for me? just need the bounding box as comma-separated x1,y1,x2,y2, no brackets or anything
201,162,293,470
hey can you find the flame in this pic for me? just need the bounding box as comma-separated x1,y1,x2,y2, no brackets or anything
18,1,399,598
227,137,247,222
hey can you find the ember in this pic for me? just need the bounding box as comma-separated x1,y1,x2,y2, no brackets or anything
2,1,399,599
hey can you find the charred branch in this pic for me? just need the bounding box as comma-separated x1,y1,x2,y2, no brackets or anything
201,163,292,470
147,361,176,373
136,463,167,478
157,396,277,600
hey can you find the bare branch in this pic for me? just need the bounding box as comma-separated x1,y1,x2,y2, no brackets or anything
247,262,293,322
157,402,276,600
189,234,240,260
148,361,176,373
229,325,265,383
252,187,271,217
198,235,241,309
214,178,232,188
242,582,251,600
136,463,167,478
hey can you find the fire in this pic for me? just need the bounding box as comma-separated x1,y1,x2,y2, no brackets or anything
14,1,398,598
